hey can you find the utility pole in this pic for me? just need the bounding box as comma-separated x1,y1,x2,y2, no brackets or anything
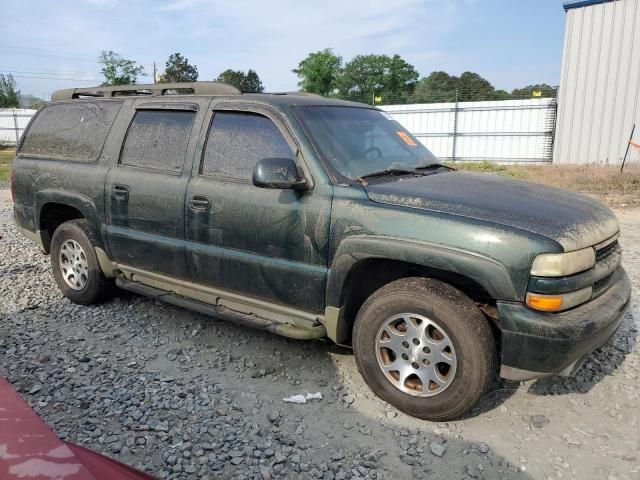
452,89,459,162
153,62,157,84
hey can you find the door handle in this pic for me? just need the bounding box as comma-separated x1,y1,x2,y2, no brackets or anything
112,184,129,199
188,195,211,211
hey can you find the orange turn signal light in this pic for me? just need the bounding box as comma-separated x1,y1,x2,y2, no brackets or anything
526,293,563,312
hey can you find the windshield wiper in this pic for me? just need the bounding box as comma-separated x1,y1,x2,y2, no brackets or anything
415,162,454,171
357,168,418,185
357,163,452,185
359,168,417,180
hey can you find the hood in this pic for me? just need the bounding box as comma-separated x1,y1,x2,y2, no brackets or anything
365,171,619,251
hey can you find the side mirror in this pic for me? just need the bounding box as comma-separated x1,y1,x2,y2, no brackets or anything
252,157,308,190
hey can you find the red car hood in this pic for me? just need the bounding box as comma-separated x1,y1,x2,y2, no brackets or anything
0,378,155,480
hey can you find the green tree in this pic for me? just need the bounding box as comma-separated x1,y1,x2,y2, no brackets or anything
493,89,512,100
98,50,145,86
410,71,459,103
292,48,342,96
511,84,555,98
17,93,45,109
457,72,498,101
411,71,508,103
385,54,419,98
338,54,418,103
216,69,264,93
0,74,20,108
29,98,46,109
160,52,198,83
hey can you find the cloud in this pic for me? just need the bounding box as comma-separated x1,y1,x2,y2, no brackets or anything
159,0,201,11
4,0,560,97
86,0,118,7
148,0,464,89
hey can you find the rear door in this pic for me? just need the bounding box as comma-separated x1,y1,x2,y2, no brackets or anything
105,100,206,278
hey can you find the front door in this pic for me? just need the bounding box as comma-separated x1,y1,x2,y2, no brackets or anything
105,102,201,278
185,105,331,313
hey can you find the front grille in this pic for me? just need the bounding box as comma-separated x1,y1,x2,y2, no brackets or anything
596,240,618,262
593,272,615,298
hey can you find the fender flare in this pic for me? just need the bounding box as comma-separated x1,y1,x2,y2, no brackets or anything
324,236,518,343
34,189,105,253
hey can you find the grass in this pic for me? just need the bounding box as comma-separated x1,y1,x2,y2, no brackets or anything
0,147,14,182
447,160,640,208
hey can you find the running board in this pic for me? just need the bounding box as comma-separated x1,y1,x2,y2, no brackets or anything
115,276,327,340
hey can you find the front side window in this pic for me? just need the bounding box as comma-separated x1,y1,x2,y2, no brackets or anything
19,101,122,161
294,106,438,180
201,111,294,179
120,110,195,172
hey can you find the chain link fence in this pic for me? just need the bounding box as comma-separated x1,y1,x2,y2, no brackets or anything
329,88,559,163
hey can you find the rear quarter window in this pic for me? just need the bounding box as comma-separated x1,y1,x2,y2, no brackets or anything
19,101,122,161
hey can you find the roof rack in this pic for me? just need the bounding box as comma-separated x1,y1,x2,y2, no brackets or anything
265,91,323,97
51,81,241,101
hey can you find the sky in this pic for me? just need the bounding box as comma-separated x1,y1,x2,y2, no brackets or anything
1,0,567,100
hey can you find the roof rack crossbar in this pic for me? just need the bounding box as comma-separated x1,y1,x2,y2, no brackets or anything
51,81,241,101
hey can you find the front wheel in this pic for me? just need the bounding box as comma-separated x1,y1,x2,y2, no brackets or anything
353,277,495,421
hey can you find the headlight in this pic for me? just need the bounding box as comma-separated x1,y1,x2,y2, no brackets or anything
530,247,596,277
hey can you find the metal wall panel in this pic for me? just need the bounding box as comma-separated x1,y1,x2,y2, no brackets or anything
554,0,640,165
382,99,556,162
0,109,36,145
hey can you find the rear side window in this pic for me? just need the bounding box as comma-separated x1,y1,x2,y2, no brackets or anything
201,112,294,179
19,101,122,161
120,110,195,172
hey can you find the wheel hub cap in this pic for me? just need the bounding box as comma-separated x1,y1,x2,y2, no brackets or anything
58,239,88,290
375,313,457,397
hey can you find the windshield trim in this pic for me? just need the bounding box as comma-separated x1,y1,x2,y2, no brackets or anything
291,104,437,186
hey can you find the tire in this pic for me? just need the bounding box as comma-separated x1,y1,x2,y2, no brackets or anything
50,219,114,305
353,277,495,421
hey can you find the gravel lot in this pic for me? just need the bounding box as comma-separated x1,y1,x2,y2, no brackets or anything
1,187,638,480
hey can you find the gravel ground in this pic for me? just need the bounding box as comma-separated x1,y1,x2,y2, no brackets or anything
1,187,638,480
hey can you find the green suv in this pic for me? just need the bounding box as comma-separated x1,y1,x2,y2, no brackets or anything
11,82,631,420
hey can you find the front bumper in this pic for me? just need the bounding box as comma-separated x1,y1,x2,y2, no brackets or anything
498,267,631,381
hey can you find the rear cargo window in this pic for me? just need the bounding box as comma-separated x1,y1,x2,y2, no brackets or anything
201,112,294,179
19,101,122,161
120,110,195,172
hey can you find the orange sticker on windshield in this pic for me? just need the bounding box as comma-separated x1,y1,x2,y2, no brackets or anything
396,131,418,146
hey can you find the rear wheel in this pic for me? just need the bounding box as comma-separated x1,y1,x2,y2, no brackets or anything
50,220,114,305
353,277,495,421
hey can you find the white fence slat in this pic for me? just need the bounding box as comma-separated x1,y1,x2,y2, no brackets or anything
0,109,37,145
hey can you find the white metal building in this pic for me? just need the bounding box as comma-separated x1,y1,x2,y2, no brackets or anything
554,0,640,165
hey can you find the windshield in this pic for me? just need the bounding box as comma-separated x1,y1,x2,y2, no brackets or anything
294,106,438,180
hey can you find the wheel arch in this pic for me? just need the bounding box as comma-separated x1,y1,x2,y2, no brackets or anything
325,236,517,344
35,190,104,254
